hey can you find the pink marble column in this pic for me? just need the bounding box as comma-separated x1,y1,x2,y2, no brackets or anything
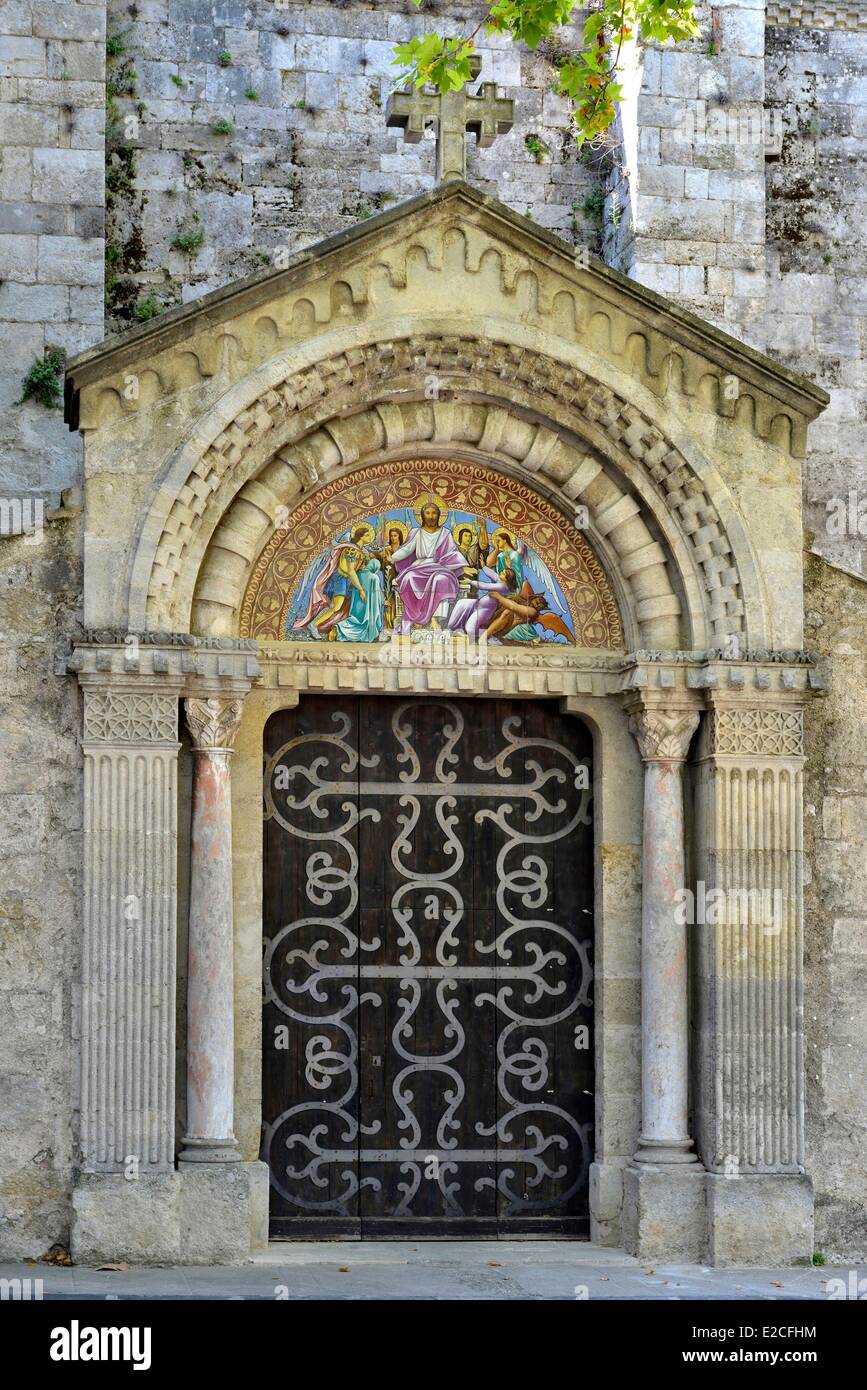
179,696,245,1163
628,705,701,1165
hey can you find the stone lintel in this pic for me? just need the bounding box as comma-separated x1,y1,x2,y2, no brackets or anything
69,632,260,689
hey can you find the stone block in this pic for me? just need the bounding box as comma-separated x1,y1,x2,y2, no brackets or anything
659,52,706,100
38,235,103,286
590,1160,625,1230
0,233,37,283
71,1173,181,1264
223,27,261,66
622,1163,707,1262
639,165,685,197
305,70,338,110
684,167,709,199
260,33,296,70
32,3,104,42
0,103,59,146
706,1174,814,1266
719,7,765,60
178,1161,265,1263
0,280,68,322
636,195,727,241
32,148,103,206
197,190,253,247
0,36,47,78
832,917,867,953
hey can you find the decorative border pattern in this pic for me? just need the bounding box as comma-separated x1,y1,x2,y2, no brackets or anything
709,708,804,757
83,691,179,745
240,458,624,649
768,2,867,29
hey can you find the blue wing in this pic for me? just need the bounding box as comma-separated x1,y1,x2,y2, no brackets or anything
522,542,569,617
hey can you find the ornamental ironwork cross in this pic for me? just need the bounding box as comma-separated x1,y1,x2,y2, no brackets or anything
386,56,515,182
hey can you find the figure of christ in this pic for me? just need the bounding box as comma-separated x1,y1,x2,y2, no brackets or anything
391,503,470,633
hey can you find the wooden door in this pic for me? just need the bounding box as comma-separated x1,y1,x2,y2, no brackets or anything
262,697,594,1239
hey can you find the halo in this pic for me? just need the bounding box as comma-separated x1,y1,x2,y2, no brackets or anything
414,493,450,525
349,521,375,546
383,518,408,546
491,527,516,549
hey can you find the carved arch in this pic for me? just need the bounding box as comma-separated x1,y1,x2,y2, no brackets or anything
126,328,769,650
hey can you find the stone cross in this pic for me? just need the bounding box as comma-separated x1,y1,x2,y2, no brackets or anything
386,56,514,183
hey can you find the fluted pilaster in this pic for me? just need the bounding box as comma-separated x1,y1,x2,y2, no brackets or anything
693,703,806,1172
80,689,180,1173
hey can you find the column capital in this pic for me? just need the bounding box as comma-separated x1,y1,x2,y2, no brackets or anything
627,704,700,763
184,695,245,752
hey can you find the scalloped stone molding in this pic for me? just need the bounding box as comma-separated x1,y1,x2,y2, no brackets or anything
768,2,867,29
69,189,823,460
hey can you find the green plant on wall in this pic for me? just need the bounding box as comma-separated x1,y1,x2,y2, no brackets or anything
134,294,162,322
524,133,551,162
171,224,206,257
16,348,66,409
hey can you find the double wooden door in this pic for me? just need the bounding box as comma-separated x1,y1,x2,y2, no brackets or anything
262,696,594,1238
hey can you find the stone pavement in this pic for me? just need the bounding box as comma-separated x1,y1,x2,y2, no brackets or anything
0,1242,844,1300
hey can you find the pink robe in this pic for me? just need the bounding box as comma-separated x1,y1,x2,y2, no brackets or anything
394,527,466,628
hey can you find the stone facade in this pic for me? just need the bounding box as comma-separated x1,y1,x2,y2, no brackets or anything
0,0,864,1265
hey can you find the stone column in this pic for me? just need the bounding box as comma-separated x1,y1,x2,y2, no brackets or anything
620,699,705,1262
628,704,701,1164
694,699,813,1263
179,695,245,1163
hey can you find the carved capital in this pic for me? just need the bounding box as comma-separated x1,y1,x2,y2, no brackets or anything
184,696,245,751
629,707,700,762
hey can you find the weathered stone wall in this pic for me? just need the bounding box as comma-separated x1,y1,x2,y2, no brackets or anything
0,515,82,1259
803,551,867,1262
0,0,104,1259
104,0,603,331
766,23,867,1263
620,1,769,347
765,20,867,578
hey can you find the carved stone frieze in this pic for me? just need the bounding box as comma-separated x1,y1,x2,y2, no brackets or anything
707,707,805,758
83,691,179,745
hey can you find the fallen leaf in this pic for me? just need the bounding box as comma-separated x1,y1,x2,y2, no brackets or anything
599,1276,609,1282
643,1269,656,1276
770,1280,784,1288
338,1266,350,1273
488,1260,500,1266
41,1244,73,1267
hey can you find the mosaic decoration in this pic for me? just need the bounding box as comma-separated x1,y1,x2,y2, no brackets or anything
240,460,624,649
